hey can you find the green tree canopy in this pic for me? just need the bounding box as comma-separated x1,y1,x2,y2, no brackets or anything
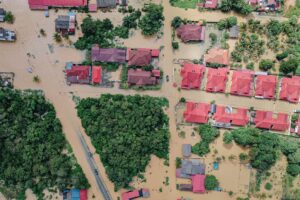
205,175,219,190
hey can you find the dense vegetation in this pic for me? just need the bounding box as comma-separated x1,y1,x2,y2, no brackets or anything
192,125,220,156
219,0,253,15
0,89,89,199
77,94,170,190
138,3,164,36
217,16,237,30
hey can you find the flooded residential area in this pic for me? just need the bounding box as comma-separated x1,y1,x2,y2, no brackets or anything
1,0,300,200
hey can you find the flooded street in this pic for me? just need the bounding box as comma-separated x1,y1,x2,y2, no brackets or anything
0,0,298,199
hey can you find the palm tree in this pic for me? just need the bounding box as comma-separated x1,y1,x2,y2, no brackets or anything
53,33,62,43
33,75,40,83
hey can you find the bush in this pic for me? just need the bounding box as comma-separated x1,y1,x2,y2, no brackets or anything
209,33,217,45
280,58,299,74
217,16,237,30
4,11,14,24
172,41,179,50
239,153,249,161
246,62,254,70
276,51,289,61
223,131,233,144
176,157,182,168
259,59,274,71
265,182,272,190
179,97,186,103
171,16,182,29
205,175,219,190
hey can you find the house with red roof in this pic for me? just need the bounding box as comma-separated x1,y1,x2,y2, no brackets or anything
92,66,102,84
255,75,277,99
181,63,205,90
192,175,206,193
121,189,150,200
176,24,205,43
198,0,218,9
92,45,127,63
213,106,249,126
183,102,210,124
254,110,289,132
127,69,160,86
279,76,300,103
127,48,159,66
206,68,229,93
204,48,229,66
230,70,254,97
28,0,87,10
65,64,91,84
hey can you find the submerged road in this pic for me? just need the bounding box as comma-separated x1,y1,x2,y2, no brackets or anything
77,132,112,200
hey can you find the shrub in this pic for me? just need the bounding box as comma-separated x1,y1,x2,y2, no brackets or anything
223,131,233,144
259,59,274,71
239,153,249,161
171,16,182,29
205,175,219,190
176,157,182,168
209,33,217,45
265,182,272,190
276,51,289,61
280,58,298,74
172,42,179,50
4,11,14,24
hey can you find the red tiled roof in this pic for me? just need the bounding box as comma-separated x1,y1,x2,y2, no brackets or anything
80,190,87,200
204,48,229,66
214,106,249,126
279,76,300,103
204,0,218,8
128,49,152,66
127,69,157,86
92,45,127,63
255,75,277,99
176,24,205,43
254,110,289,131
92,66,102,84
121,190,140,200
152,69,161,77
192,175,206,193
151,49,160,57
181,63,205,89
230,70,253,97
66,65,90,84
88,3,97,12
248,0,258,5
206,68,228,93
28,0,87,9
183,102,210,124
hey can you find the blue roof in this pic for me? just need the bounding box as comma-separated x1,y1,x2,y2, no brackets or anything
71,189,80,198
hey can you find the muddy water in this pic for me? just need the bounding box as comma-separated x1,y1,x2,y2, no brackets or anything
0,0,299,200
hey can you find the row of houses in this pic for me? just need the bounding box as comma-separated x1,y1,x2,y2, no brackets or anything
28,0,128,12
180,63,300,103
183,102,290,132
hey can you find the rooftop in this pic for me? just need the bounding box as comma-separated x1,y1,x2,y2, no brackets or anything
181,63,205,89
255,75,277,99
127,69,158,86
127,48,152,66
176,24,205,43
230,70,253,97
254,110,289,131
279,76,300,103
206,68,229,93
213,106,249,126
92,45,127,63
204,48,229,66
183,102,210,124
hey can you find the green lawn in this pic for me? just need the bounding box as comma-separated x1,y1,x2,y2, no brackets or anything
170,0,202,9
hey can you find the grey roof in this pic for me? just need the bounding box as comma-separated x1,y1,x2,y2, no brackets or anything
97,0,117,7
55,15,70,29
178,184,193,191
181,159,205,175
0,8,6,16
229,26,240,38
0,28,16,41
182,144,192,157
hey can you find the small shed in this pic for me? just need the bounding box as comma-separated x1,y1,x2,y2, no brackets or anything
182,144,192,157
229,26,240,39
178,184,193,191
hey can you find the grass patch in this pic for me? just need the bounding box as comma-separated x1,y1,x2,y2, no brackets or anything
170,0,201,9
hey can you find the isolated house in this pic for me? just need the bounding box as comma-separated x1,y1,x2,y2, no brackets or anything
254,110,289,132
92,66,102,84
183,102,210,124
0,28,16,42
203,0,218,9
28,0,87,10
97,0,117,8
279,76,300,103
65,65,91,84
55,14,76,35
204,48,229,66
180,63,205,89
213,106,249,126
63,189,87,200
229,26,240,39
192,175,206,193
0,8,6,22
255,75,277,99
176,24,205,43
230,70,254,97
206,68,228,93
121,189,150,200
127,69,159,86
92,45,127,63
